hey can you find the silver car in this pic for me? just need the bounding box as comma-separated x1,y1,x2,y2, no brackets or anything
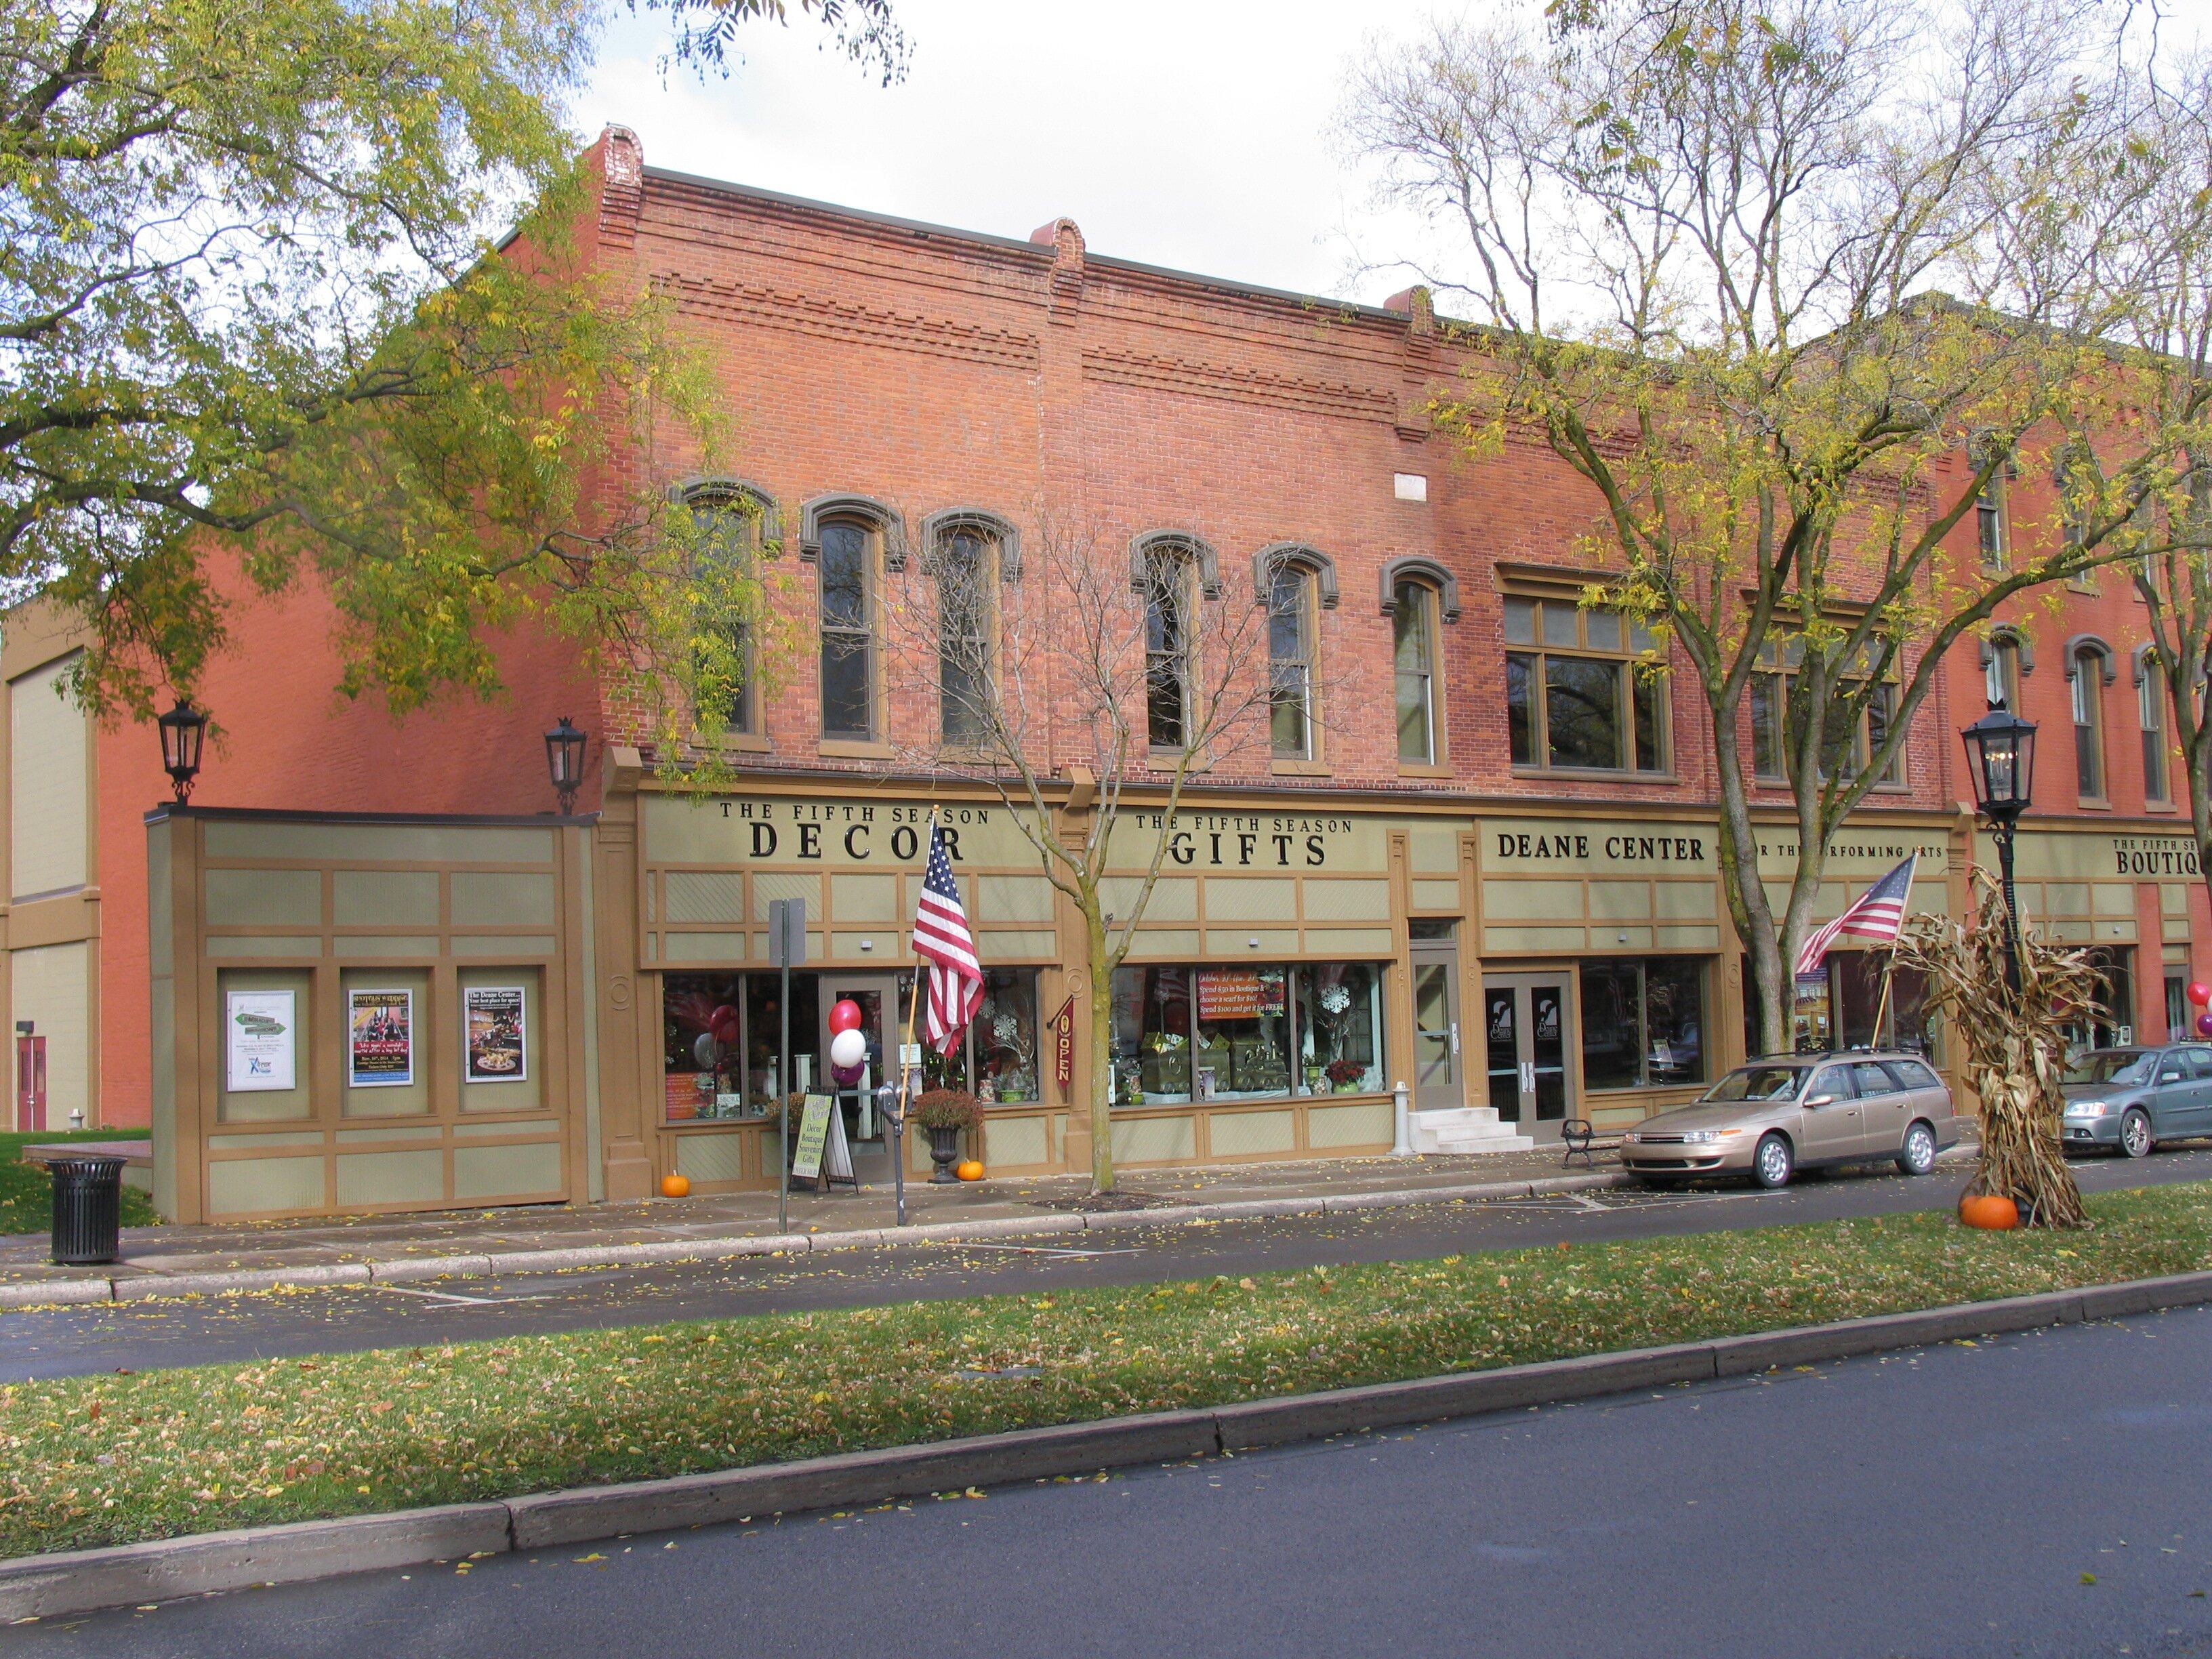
2060,1045,2212,1158
1621,1051,1961,1189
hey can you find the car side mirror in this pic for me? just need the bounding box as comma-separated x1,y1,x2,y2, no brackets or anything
2159,1071,2183,1085
1805,1094,1837,1108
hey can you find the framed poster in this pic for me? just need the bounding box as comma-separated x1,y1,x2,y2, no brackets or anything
464,985,527,1083
225,990,297,1092
347,988,414,1088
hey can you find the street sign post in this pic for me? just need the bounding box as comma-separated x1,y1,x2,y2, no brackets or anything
769,897,806,1233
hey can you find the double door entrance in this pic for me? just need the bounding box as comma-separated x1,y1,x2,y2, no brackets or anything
1410,945,1578,1136
1483,974,1574,1137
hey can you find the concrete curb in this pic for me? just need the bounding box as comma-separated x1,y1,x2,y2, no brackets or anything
6,1263,2209,1622
0,1171,1637,1307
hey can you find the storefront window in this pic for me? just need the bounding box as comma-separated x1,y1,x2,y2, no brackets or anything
1834,952,1940,1060
1109,963,1385,1105
1578,958,1706,1090
2062,947,2133,1056
921,968,1041,1102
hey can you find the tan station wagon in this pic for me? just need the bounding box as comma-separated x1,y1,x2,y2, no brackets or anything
1620,1052,1960,1189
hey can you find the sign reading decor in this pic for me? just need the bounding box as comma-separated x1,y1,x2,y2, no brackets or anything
1052,996,1075,1090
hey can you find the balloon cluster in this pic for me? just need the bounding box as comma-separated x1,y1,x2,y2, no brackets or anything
2191,979,2212,1040
829,998,867,1086
692,1002,741,1070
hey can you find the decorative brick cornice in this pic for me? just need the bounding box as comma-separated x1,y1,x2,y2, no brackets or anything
659,272,1041,372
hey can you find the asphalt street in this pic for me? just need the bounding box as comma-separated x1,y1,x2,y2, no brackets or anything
4,1149,2209,1383
19,1296,2212,1658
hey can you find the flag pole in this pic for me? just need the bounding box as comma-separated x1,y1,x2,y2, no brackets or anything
1872,952,1896,1048
895,806,938,1218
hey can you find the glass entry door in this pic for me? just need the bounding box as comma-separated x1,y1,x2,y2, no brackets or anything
819,974,902,1179
1410,941,1462,1109
1482,973,1575,1137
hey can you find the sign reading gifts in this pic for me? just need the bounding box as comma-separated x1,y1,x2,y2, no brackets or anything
1193,968,1288,1021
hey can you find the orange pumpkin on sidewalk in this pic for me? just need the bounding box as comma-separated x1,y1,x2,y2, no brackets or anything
659,1173,691,1199
1959,1191,2018,1230
955,1159,985,1182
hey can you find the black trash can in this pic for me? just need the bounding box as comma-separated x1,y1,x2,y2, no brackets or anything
49,1157,125,1267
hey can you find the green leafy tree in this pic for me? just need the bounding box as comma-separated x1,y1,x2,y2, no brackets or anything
1,0,898,739
1347,0,2212,1054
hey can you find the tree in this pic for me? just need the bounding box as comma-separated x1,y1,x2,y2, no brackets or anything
878,515,1305,1193
1,0,899,741
1345,0,2212,1054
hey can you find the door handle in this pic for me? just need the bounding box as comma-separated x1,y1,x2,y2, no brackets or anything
1450,1022,1460,1055
1520,1061,1535,1094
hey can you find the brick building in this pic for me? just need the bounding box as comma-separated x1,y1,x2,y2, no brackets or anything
13,124,2206,1221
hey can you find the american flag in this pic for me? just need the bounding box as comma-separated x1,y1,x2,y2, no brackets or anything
912,821,983,1054
1794,853,1919,977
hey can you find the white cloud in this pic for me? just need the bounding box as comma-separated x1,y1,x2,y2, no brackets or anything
575,0,1446,304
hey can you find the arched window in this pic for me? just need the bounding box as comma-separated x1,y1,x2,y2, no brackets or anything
937,525,994,747
1143,543,1195,750
1393,579,1439,764
678,480,772,735
817,518,878,741
1980,628,2031,710
2067,638,2114,801
1268,561,1317,759
2137,646,2169,805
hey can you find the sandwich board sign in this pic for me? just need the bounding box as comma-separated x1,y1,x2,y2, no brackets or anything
792,1093,857,1189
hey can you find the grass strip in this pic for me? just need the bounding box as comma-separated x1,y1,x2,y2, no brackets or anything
6,1179,2212,1559
0,1132,159,1239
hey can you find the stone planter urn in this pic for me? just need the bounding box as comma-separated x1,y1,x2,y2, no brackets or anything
926,1124,963,1183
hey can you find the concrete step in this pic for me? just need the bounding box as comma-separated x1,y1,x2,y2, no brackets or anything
1434,1130,1536,1155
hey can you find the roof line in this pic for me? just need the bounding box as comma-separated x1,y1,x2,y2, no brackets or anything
638,165,1410,326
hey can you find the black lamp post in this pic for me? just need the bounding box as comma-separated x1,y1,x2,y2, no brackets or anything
544,716,587,816
157,699,209,804
1961,699,2038,994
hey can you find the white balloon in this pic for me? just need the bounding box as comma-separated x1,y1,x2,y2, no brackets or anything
829,1027,867,1069
693,1033,721,1069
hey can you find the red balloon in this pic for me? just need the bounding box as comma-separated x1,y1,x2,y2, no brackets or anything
830,999,864,1033
2189,981,2212,1008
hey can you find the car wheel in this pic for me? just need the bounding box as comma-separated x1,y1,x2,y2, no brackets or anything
1896,1121,1938,1176
1750,1132,1794,1190
2121,1107,2154,1160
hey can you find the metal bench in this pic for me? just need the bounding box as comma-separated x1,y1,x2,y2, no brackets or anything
1559,1118,1620,1169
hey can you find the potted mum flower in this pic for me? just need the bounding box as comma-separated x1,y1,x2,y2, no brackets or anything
912,1088,983,1183
1325,1058,1368,1094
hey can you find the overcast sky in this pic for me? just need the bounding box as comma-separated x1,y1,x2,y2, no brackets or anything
573,0,1446,307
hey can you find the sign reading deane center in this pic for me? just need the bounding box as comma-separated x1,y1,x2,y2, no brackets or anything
1486,821,1716,870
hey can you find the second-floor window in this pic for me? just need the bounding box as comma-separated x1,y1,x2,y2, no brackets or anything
939,529,992,747
1504,597,1665,773
1985,638,2022,710
1976,472,2008,568
1144,546,1193,750
1269,565,1315,760
2142,654,2169,804
684,486,763,736
1393,579,1437,764
819,520,876,741
2073,647,2106,801
1750,637,1902,785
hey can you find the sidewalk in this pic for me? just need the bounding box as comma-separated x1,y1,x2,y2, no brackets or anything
0,1145,1627,1303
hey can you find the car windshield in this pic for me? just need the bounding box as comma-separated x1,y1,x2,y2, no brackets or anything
1703,1065,1805,1103
2064,1051,2156,1086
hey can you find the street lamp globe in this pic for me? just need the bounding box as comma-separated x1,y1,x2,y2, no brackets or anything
157,699,209,804
1961,701,2036,822
544,716,587,815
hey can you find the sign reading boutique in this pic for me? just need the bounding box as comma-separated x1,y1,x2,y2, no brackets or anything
2112,836,2201,877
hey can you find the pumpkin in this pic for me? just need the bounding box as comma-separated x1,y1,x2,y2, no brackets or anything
955,1158,985,1182
659,1172,692,1199
1959,1191,2018,1231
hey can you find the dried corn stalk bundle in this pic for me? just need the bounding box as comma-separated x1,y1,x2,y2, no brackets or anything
1892,866,2100,1229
